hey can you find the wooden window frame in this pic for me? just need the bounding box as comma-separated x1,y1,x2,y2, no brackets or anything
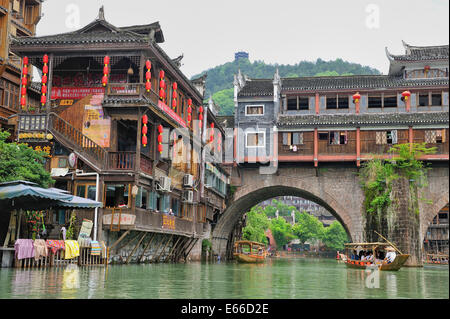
245,104,264,116
245,131,266,148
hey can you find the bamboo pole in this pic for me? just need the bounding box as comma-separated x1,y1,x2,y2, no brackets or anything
165,236,182,263
374,230,403,254
125,233,147,264
155,235,173,263
150,234,166,263
139,233,156,263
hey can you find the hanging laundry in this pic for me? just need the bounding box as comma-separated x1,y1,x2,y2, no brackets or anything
90,241,101,256
46,239,65,254
14,239,35,260
64,240,80,259
33,239,48,261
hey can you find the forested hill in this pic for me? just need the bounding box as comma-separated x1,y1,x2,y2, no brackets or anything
191,57,381,116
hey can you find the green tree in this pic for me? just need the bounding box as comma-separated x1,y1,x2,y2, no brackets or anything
292,211,325,244
242,206,270,244
269,217,295,248
321,221,348,251
0,130,53,188
212,88,234,116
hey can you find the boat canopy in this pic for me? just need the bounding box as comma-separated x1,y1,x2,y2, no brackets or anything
344,242,393,249
234,240,266,247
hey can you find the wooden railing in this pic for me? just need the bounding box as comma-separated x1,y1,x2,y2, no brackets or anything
48,113,107,166
108,152,135,170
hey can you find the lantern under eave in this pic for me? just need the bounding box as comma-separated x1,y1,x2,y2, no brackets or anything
401,91,411,101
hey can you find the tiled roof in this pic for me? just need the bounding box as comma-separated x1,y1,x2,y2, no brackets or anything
238,79,273,97
13,30,148,46
282,75,448,92
216,115,235,128
277,111,449,128
389,43,449,62
237,75,448,96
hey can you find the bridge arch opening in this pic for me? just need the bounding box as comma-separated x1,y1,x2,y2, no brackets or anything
212,185,354,258
423,203,449,257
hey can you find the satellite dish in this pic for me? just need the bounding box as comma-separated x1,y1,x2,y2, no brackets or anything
68,153,78,168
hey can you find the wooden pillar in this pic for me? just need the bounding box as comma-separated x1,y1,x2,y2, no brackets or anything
315,93,320,115
409,126,413,151
406,96,411,112
356,128,361,167
136,108,142,174
314,128,318,167
355,99,360,114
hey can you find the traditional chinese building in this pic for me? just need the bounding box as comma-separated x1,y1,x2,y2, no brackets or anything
9,7,228,263
0,0,43,138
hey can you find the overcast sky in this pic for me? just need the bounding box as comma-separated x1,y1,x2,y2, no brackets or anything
36,0,449,78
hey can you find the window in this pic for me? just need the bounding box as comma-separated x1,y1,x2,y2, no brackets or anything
282,132,303,146
58,157,68,168
326,95,348,109
246,131,265,147
425,130,446,144
383,95,397,108
104,184,129,208
245,105,264,115
287,98,297,111
298,97,309,110
328,131,348,145
431,93,442,106
148,192,158,210
376,130,398,145
75,183,96,201
418,93,429,107
318,132,329,141
368,95,382,108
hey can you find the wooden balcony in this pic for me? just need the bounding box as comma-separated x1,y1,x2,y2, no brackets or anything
108,151,135,170
101,208,204,237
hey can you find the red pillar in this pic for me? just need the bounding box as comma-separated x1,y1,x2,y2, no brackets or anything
315,93,320,115
356,128,361,167
314,128,318,167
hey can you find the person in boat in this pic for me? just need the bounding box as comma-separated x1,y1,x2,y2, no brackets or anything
383,247,396,264
366,251,374,262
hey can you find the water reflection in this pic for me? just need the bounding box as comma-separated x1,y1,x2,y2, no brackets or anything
0,259,448,299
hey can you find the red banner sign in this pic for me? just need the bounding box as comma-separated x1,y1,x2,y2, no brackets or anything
157,100,187,128
51,87,106,100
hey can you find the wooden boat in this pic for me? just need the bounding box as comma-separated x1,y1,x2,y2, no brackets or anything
233,240,267,263
424,253,448,265
344,242,410,271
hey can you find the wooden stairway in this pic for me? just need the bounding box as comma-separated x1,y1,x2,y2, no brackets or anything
48,112,108,169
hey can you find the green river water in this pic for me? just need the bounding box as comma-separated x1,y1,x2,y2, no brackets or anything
0,258,448,299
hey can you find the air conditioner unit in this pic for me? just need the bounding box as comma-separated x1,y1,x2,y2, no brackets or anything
182,190,194,203
183,174,194,188
158,176,171,192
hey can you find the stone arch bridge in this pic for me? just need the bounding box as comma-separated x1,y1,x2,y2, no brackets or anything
211,164,449,260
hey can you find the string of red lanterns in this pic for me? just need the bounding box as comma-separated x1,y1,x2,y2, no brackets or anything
187,98,192,124
102,56,110,87
217,131,222,153
158,124,164,154
172,82,178,110
198,105,203,131
210,122,215,144
159,70,166,101
142,114,148,147
20,56,29,110
145,60,152,92
40,54,49,107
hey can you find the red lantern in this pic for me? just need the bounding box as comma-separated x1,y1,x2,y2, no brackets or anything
103,66,109,75
43,54,49,64
159,88,166,99
159,70,165,78
142,135,148,147
401,91,411,101
187,106,192,114
187,114,192,123
102,75,108,86
21,87,27,96
41,75,48,84
104,56,110,65
142,114,148,125
172,99,177,108
211,122,214,129
22,77,27,86
145,81,151,92
43,65,49,74
424,65,430,72
41,95,46,105
172,91,177,99
158,144,163,153
23,66,28,75
172,82,177,90
146,71,151,80
188,98,192,106
21,97,26,106
23,56,29,65
158,134,163,144
199,106,203,113
146,60,152,70
352,92,361,103
199,113,203,121
41,85,47,95
142,125,148,135
158,125,163,134
159,80,165,89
